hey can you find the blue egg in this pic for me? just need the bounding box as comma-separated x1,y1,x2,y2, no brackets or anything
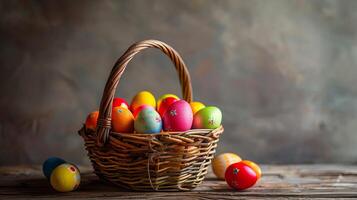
42,157,66,179
134,107,162,134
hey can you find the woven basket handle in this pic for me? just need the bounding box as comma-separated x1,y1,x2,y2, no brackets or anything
96,39,193,146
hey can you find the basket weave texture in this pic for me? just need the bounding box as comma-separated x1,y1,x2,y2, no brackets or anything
79,40,224,191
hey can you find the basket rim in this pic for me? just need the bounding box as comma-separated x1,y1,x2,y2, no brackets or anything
80,125,224,136
111,125,223,136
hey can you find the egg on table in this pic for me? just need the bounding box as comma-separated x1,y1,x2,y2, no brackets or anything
192,106,222,129
112,97,129,109
190,101,205,115
157,94,179,109
163,100,193,131
130,91,156,112
85,111,99,130
42,157,66,179
112,107,134,133
225,162,258,190
50,163,81,192
134,107,162,134
212,153,242,180
241,160,262,179
158,97,179,117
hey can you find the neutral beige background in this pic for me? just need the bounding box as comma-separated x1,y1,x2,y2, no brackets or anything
1,0,357,165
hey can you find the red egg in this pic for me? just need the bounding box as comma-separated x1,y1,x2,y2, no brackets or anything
163,100,193,131
158,97,179,117
225,162,258,190
113,98,129,109
132,105,154,119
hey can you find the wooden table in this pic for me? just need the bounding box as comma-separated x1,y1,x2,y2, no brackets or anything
1,165,357,199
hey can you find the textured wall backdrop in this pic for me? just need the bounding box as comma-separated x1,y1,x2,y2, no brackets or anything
1,0,357,165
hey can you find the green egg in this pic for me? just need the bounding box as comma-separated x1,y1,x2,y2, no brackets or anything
192,106,222,129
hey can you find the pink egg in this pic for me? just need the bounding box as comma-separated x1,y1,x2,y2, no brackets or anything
163,100,193,131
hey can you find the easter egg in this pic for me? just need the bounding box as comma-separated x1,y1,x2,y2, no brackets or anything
130,91,156,112
112,97,129,109
133,105,154,119
158,97,178,116
50,163,81,192
134,107,162,134
192,106,222,129
225,162,258,190
157,94,179,109
163,100,193,131
85,111,99,130
42,157,66,179
241,160,262,179
190,101,205,115
112,107,134,133
212,153,242,180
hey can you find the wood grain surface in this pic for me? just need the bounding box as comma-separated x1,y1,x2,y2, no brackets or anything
1,165,357,199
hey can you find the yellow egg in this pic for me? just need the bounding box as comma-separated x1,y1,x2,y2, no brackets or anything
190,101,205,115
157,94,179,109
212,153,242,180
50,163,81,192
130,91,156,112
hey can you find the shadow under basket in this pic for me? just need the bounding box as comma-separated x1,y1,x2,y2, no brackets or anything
78,39,224,191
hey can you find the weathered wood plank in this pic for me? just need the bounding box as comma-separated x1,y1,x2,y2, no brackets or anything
1,165,357,199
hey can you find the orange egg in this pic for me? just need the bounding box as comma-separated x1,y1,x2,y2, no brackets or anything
190,101,205,115
130,91,156,112
212,153,242,180
85,111,99,130
241,160,262,179
112,107,134,133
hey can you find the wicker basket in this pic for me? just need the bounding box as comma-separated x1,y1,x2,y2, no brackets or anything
78,39,224,191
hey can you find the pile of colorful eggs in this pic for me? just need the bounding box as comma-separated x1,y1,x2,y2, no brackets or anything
42,157,81,192
85,91,222,133
212,153,262,190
